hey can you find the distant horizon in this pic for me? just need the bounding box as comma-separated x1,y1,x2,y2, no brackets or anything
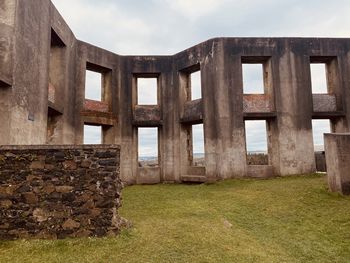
139,146,325,160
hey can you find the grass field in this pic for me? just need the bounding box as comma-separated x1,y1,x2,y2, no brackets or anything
1,174,350,263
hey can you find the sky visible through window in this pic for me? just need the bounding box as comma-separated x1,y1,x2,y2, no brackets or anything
83,71,332,155
56,0,341,155
192,124,204,155
312,119,331,148
85,70,102,101
138,78,158,105
242,64,264,94
84,125,101,144
138,128,158,159
310,64,328,94
191,71,202,100
245,120,268,153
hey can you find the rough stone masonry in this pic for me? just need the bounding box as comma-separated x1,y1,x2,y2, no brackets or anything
0,145,124,240
1,1,350,183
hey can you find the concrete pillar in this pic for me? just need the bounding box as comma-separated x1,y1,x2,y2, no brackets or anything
160,67,181,182
272,42,315,175
324,133,350,195
118,58,136,184
201,39,246,180
3,0,52,145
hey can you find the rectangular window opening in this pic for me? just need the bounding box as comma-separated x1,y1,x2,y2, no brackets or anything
312,119,331,151
47,29,65,143
191,124,205,166
245,120,269,165
85,70,102,101
242,64,265,94
84,125,102,144
49,29,66,103
312,119,331,172
138,127,159,167
190,71,202,100
47,108,62,144
137,78,158,105
310,63,328,94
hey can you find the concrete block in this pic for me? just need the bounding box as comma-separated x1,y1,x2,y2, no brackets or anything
137,167,161,184
247,165,274,179
181,175,207,183
324,133,350,195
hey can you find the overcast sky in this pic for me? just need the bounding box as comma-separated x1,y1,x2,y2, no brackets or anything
51,0,347,156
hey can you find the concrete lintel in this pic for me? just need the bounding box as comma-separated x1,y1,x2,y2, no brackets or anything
312,112,345,119
243,112,277,120
82,114,115,126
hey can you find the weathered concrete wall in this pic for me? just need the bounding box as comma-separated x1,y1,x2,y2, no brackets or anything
1,0,350,184
0,145,123,239
0,0,77,145
315,152,327,172
324,134,350,195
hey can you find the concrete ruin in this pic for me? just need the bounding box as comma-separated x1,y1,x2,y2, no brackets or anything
1,0,350,184
324,134,350,195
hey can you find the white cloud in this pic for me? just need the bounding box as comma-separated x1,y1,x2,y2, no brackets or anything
163,0,224,20
51,0,349,152
52,0,154,54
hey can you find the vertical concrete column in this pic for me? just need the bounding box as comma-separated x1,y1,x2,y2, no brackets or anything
160,66,181,182
118,58,137,184
324,133,350,195
272,41,315,175
74,43,88,144
8,0,51,145
201,39,246,180
324,56,348,133
336,54,350,132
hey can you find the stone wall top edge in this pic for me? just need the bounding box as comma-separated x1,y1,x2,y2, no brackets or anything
0,144,121,151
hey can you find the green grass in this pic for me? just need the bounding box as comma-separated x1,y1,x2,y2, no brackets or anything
1,174,350,262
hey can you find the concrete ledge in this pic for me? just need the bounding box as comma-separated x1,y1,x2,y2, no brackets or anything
312,94,337,112
181,99,203,124
133,105,162,127
312,111,345,119
247,165,274,178
324,133,350,195
48,101,64,115
243,112,277,120
81,112,116,126
0,73,12,88
243,94,273,113
84,99,110,113
187,166,206,176
181,175,207,183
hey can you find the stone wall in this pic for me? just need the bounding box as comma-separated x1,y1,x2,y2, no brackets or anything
0,145,124,240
